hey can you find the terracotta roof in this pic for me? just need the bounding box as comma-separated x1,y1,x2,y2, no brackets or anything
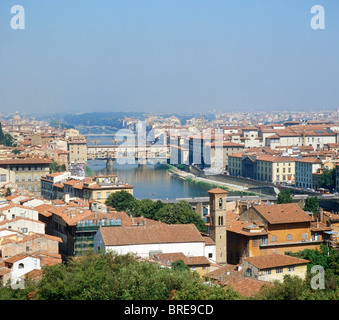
207,142,245,148
204,264,272,297
208,188,228,194
5,253,32,264
99,223,204,246
83,183,134,190
310,221,332,232
295,157,322,164
202,235,215,245
154,252,210,266
252,203,313,224
34,204,56,217
22,269,43,280
0,158,52,165
244,254,309,269
323,211,339,221
221,275,272,297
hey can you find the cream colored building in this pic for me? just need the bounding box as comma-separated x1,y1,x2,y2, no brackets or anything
257,155,296,184
242,253,309,282
0,158,52,195
67,136,87,164
0,167,16,188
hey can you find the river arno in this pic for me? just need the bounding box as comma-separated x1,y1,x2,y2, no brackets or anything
88,160,237,200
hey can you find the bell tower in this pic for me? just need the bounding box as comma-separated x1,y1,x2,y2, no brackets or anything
208,188,227,264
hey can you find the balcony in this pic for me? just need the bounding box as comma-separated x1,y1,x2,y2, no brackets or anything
260,239,323,248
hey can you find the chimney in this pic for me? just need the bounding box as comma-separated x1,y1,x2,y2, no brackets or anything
319,207,324,223
64,193,70,204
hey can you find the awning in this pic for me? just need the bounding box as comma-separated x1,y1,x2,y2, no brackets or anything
324,231,338,235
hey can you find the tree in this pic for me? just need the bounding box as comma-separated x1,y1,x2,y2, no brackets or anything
49,161,66,173
171,260,190,272
105,190,137,212
33,251,239,300
12,149,20,155
303,196,319,214
132,198,164,219
154,201,207,233
254,275,310,300
5,187,12,197
0,123,15,147
319,168,335,190
105,192,206,232
277,189,293,204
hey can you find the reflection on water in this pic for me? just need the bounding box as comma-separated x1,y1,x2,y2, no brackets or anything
88,160,215,200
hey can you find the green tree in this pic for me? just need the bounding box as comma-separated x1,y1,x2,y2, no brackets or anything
154,201,207,233
303,196,319,214
105,192,206,232
0,123,15,147
254,275,310,300
5,187,12,197
319,168,335,190
171,260,190,272
12,149,20,155
277,189,293,204
34,251,239,300
132,198,164,219
105,190,137,212
0,122,4,144
49,161,66,173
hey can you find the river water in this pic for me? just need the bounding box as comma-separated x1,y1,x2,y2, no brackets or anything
88,160,229,200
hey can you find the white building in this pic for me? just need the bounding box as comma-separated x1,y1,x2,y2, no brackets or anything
0,217,45,234
2,254,41,289
0,204,39,221
295,157,323,189
94,222,216,263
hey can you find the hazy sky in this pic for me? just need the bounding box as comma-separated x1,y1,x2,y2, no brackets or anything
0,0,338,115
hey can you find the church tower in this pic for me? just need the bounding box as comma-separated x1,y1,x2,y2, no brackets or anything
208,188,227,264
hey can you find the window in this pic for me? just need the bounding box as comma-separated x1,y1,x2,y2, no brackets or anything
208,253,213,258
276,267,283,273
246,268,252,277
264,269,271,275
286,234,293,241
0,174,6,182
288,266,294,272
218,198,223,209
270,235,277,242
18,263,24,269
260,237,268,245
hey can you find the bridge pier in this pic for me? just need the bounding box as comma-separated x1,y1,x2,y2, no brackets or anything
106,158,114,169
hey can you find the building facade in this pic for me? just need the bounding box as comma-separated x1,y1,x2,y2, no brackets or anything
0,158,52,195
208,188,227,264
